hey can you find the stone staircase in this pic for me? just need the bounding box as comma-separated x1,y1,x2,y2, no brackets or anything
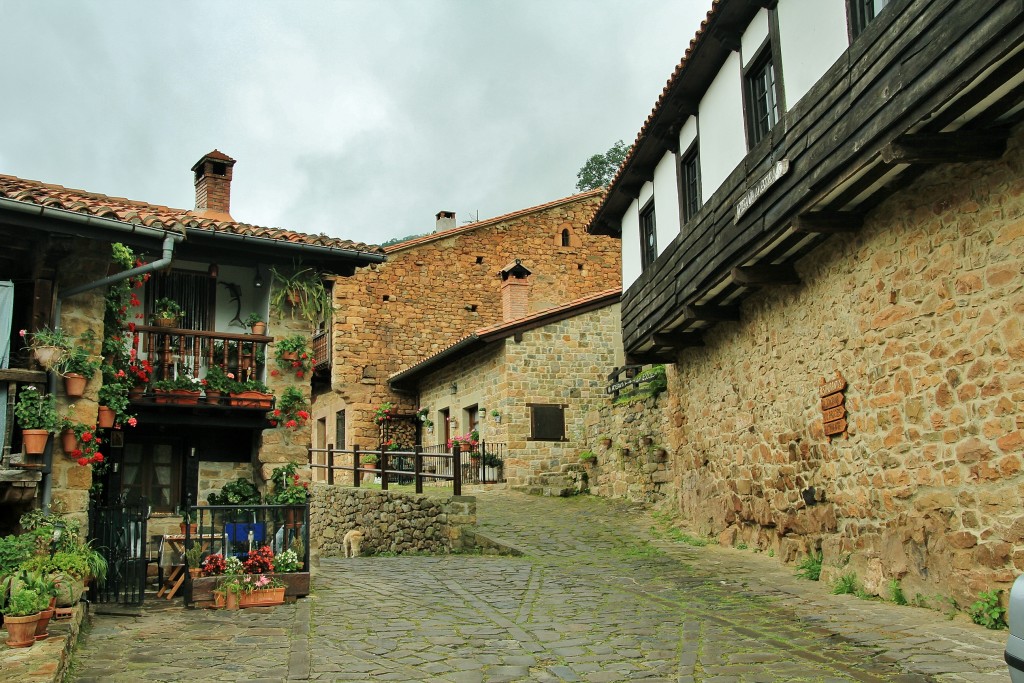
511,463,589,497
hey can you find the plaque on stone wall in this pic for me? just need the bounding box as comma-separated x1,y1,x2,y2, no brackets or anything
819,371,848,441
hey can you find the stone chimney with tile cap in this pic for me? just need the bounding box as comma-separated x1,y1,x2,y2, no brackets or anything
498,259,532,321
192,150,236,220
435,210,456,233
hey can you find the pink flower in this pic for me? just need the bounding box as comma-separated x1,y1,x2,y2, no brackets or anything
18,329,26,337
127,417,138,427
227,373,235,380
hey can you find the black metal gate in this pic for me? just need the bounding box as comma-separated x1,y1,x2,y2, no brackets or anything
88,494,150,606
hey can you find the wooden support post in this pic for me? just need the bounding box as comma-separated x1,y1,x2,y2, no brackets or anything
792,212,863,234
352,444,361,488
452,444,462,497
326,443,334,485
731,264,801,286
880,130,1008,165
414,446,423,495
683,305,740,322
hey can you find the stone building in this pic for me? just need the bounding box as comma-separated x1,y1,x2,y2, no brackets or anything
0,152,383,534
313,190,621,455
388,286,622,491
587,0,1024,606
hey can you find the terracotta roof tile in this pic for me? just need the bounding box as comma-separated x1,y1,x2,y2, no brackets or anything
0,173,385,256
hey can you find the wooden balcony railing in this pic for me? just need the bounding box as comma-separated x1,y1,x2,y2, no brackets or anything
132,325,274,381
311,329,330,372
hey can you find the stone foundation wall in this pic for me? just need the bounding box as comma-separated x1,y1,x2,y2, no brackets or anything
309,484,476,556
655,124,1024,607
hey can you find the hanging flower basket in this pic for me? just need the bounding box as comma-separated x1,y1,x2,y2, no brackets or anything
152,316,177,328
32,345,63,369
60,429,79,455
63,373,88,399
22,429,49,455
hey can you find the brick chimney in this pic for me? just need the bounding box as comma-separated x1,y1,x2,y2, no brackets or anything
192,150,236,220
498,259,532,322
435,210,456,233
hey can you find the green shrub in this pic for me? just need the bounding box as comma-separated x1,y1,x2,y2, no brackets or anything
889,579,907,605
795,551,823,581
832,573,858,595
967,590,1007,629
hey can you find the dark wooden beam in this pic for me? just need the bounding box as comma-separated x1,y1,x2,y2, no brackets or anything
792,212,864,234
651,123,680,153
880,130,1008,165
626,350,677,366
652,332,705,349
710,26,742,52
619,181,643,200
751,0,778,7
683,305,741,322
731,264,801,286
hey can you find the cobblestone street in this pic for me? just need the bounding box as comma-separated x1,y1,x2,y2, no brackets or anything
65,490,1006,682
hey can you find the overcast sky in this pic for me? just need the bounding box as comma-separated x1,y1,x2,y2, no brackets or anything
1,1,709,245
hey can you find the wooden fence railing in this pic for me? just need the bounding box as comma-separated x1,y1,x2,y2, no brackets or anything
309,444,464,496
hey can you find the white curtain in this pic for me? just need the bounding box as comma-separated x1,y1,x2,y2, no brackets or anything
0,281,13,457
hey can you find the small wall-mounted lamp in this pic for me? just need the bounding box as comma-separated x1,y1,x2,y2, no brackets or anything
450,383,458,395
253,267,265,289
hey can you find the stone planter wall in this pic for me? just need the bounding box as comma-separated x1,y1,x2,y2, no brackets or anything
309,484,476,557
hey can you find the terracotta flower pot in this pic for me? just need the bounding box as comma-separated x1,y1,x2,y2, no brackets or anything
226,590,240,611
97,406,116,429
34,608,54,641
239,587,285,608
229,391,273,409
128,386,145,400
213,590,226,609
279,351,298,361
204,390,222,405
60,429,79,455
32,346,62,369
250,321,267,336
63,373,88,398
3,613,40,647
21,429,49,455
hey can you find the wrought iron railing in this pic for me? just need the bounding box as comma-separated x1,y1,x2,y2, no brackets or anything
183,503,311,571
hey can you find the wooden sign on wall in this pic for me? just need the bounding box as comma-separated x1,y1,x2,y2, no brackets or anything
819,371,848,441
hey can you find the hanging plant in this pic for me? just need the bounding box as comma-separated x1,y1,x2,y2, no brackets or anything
268,265,330,326
271,335,313,380
374,402,394,426
269,387,310,430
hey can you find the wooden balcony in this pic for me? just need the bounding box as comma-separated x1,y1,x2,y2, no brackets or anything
311,329,330,373
133,325,274,382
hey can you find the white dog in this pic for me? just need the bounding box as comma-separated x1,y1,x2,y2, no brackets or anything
343,529,364,558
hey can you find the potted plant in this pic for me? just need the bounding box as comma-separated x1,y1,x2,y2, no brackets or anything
273,335,313,380
2,586,47,647
245,312,268,336
269,265,330,326
151,298,184,327
151,376,203,404
14,385,57,455
18,327,72,369
270,387,310,429
125,353,153,398
490,409,501,423
201,365,234,403
97,380,132,426
18,571,57,641
55,345,100,398
228,378,273,408
266,463,310,516
578,450,597,468
179,507,197,536
237,573,286,608
184,543,205,579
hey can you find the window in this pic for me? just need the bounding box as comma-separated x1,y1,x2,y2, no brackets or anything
640,200,657,271
681,144,701,223
745,47,779,148
849,0,889,39
335,409,346,449
529,404,566,441
561,228,571,247
149,269,214,331
466,405,479,435
121,439,183,512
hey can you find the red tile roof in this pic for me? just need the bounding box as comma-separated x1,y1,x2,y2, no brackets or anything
384,187,605,254
0,173,385,255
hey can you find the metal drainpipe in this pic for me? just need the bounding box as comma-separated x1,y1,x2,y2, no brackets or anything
41,234,182,510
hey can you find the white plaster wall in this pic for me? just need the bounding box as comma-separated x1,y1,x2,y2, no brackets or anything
621,200,642,290
777,0,849,106
652,152,680,254
698,51,746,203
679,117,698,156
740,8,770,67
638,180,654,207
214,264,269,333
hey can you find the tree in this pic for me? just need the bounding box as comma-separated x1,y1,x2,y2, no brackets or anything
575,140,630,192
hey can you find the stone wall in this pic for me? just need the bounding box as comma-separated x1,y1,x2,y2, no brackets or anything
197,461,253,505
629,123,1024,607
321,191,620,455
309,484,476,556
584,389,674,506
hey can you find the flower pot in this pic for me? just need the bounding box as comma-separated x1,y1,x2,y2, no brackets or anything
180,523,198,535
229,391,273,409
60,429,79,455
153,316,177,328
97,406,116,429
63,372,88,398
4,613,40,647
226,590,240,611
250,321,267,336
34,608,54,641
213,590,226,609
279,351,298,361
239,587,285,608
32,345,62,369
204,390,223,404
21,429,49,456
128,386,145,400
188,568,203,579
